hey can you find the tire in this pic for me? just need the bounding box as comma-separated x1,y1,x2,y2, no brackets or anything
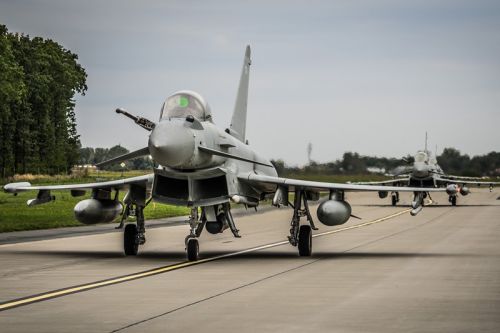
187,238,199,261
451,196,457,206
391,195,397,206
124,224,139,256
298,225,312,256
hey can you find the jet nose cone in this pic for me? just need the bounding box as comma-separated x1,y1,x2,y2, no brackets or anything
413,163,429,178
148,121,195,168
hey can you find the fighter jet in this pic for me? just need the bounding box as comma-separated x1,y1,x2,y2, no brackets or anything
355,135,499,207
3,46,445,261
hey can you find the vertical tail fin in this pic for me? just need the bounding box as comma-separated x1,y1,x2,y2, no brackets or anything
229,45,251,142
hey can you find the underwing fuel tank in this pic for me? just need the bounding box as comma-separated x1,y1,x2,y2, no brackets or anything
460,186,470,196
316,200,352,226
378,191,388,199
74,199,123,224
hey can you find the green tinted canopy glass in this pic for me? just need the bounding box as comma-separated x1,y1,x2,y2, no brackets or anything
179,96,189,107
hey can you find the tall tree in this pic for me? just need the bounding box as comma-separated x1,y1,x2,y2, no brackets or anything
0,25,87,177
0,26,26,177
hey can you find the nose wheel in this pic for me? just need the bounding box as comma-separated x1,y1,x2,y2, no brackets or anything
184,207,204,261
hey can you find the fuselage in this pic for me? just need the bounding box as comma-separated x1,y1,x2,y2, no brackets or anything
148,91,277,207
408,151,443,187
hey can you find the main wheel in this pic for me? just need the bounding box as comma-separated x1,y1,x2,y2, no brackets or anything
451,196,457,206
298,225,312,256
391,195,397,206
186,238,199,261
124,224,139,256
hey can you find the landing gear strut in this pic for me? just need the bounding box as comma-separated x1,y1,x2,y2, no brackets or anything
288,189,318,256
391,191,399,206
185,207,204,261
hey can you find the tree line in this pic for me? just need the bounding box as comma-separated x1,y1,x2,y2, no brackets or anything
0,25,87,177
272,148,500,178
80,145,499,177
78,145,153,171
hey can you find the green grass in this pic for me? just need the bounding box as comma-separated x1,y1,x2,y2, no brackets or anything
0,190,189,233
0,170,188,233
2,170,151,185
282,173,392,183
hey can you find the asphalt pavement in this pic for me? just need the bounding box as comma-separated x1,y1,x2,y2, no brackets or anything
0,189,499,332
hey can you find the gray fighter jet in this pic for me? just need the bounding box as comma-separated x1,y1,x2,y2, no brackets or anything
3,46,445,261
355,136,499,207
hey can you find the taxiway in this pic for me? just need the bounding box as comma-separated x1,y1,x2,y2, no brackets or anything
0,190,499,332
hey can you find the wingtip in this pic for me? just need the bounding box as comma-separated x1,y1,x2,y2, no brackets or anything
3,182,32,193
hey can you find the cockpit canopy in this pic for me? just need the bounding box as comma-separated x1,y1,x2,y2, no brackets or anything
160,91,212,122
415,151,428,163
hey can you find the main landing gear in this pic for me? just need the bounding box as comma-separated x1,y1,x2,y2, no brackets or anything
288,189,319,257
449,195,457,206
391,192,399,206
120,203,146,256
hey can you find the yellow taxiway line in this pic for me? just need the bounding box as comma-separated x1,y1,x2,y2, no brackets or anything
0,207,412,312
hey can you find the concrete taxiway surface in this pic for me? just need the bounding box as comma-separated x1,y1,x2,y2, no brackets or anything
0,190,499,332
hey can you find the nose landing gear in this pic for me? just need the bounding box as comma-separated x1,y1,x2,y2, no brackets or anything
184,204,241,261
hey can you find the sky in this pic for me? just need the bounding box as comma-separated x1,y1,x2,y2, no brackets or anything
1,0,499,166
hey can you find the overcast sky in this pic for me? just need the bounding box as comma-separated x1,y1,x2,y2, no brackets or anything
1,0,499,165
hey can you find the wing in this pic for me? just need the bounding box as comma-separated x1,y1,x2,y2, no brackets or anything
348,177,410,186
238,173,444,193
434,176,500,187
3,174,154,194
438,174,483,181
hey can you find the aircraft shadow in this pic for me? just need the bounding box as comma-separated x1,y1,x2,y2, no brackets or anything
355,204,498,208
199,251,479,260
426,204,498,207
2,249,479,262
